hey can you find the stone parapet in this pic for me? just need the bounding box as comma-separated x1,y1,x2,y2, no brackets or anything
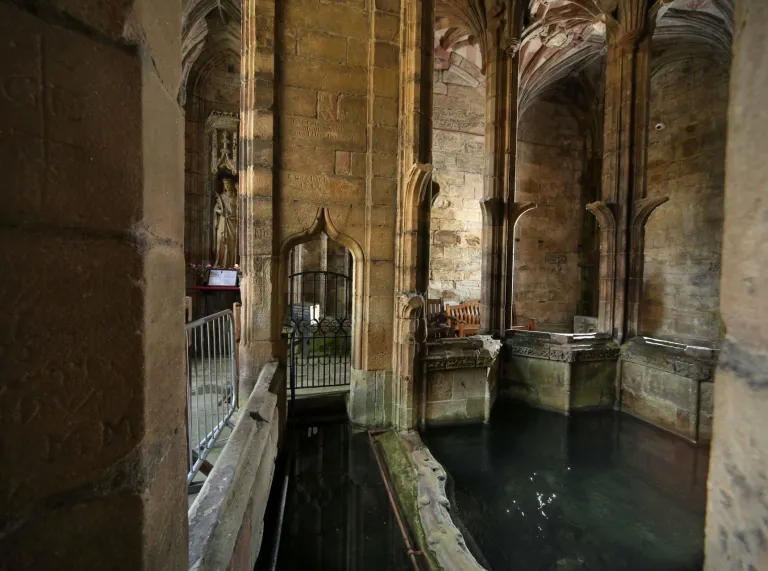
617,337,716,444
376,431,487,571
423,336,501,370
188,362,287,571
422,336,501,425
619,336,718,382
502,331,619,413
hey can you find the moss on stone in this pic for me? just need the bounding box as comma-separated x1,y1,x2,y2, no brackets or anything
376,431,442,571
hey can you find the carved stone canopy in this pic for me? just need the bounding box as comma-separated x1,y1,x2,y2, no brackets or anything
205,111,240,175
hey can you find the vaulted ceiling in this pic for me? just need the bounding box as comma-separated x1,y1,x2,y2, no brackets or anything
435,0,733,107
180,0,241,105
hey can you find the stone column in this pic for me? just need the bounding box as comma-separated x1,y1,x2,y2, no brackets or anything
595,0,650,342
0,2,186,569
479,1,515,335
392,0,434,429
705,3,768,568
239,0,277,400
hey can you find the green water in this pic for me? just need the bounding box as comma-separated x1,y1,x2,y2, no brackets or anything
424,402,709,571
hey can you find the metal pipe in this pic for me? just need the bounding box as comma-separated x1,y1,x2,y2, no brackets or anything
267,452,292,571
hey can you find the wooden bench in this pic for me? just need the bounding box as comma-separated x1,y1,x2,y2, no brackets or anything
446,300,481,337
426,298,453,339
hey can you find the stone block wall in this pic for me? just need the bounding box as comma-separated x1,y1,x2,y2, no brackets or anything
429,41,485,302
272,0,402,425
641,51,729,346
514,85,594,330
0,1,187,568
426,368,489,424
618,339,716,443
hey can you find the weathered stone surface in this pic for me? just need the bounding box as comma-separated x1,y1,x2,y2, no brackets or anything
0,2,187,569
704,4,768,569
429,49,485,302
502,333,618,413
642,53,729,345
514,86,595,329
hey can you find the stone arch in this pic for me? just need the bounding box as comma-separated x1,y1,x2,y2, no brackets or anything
278,207,366,370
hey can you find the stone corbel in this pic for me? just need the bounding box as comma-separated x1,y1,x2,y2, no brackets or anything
586,200,617,231
508,201,537,227
631,196,669,230
480,196,505,227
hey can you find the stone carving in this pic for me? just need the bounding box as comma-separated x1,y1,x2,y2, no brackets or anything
424,337,501,371
399,431,488,571
620,338,716,382
213,177,239,268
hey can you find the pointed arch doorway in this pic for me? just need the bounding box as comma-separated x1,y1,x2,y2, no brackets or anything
286,234,353,392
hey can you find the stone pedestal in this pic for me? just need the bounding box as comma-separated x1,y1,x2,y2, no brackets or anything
422,336,501,425
502,331,619,414
618,337,716,444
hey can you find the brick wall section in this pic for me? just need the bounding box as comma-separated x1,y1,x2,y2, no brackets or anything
514,90,589,330
641,54,729,346
429,47,485,302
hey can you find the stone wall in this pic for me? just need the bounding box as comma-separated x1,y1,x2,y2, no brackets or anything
0,1,187,569
429,43,485,302
704,4,768,568
641,51,729,346
271,0,402,426
618,338,716,443
514,84,594,330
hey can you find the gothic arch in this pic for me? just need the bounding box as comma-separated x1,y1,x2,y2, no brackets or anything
277,207,366,370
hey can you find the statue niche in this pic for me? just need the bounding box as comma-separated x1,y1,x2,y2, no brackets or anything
213,174,238,268
205,111,240,269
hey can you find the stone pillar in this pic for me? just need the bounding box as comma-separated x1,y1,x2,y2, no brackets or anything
595,1,650,342
0,2,186,569
392,0,434,429
480,0,518,335
239,0,277,400
704,3,768,568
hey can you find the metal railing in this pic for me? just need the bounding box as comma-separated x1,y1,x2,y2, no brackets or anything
185,309,237,483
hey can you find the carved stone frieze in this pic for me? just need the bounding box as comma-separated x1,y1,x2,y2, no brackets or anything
620,337,717,382
424,336,500,370
504,333,619,363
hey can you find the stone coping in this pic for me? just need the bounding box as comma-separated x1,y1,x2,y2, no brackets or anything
378,430,487,571
188,362,285,571
620,337,718,382
503,331,619,363
424,336,502,371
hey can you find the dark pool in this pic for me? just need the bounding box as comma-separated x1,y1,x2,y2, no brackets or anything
423,401,710,571
275,422,412,571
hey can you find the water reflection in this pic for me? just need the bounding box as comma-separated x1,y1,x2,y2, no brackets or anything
423,401,709,571
276,423,411,571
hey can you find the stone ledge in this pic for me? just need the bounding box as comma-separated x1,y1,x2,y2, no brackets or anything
188,362,286,571
503,331,619,363
620,336,717,382
424,335,502,370
377,431,487,571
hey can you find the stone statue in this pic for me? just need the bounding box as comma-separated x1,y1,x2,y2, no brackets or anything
213,177,238,268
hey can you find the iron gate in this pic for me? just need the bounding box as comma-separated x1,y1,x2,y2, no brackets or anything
286,270,352,391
